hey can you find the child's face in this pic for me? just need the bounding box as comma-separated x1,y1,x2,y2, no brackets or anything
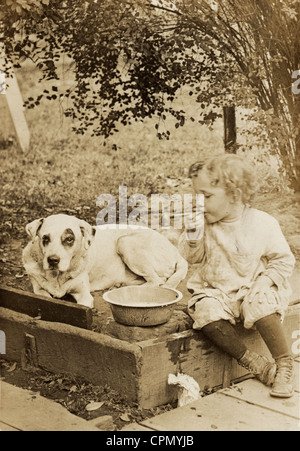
192,171,236,223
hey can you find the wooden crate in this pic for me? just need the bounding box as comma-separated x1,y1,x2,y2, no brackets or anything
0,286,93,330
0,286,299,408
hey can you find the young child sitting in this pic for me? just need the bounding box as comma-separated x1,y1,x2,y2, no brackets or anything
182,154,295,398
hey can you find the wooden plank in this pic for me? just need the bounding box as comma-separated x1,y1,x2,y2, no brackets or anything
0,382,100,431
0,69,5,94
141,391,300,431
137,330,231,408
21,333,39,370
0,94,15,141
121,423,156,431
136,304,300,408
223,105,237,153
0,60,30,152
0,307,142,403
1,294,298,410
0,286,93,330
0,421,21,431
222,379,300,420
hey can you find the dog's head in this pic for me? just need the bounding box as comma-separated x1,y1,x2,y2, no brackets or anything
25,214,96,272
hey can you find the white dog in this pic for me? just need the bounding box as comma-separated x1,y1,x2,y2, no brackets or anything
22,214,188,307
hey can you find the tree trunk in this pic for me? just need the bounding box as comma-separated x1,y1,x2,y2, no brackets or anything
223,106,237,153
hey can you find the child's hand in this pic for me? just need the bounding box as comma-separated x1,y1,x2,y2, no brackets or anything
244,275,276,304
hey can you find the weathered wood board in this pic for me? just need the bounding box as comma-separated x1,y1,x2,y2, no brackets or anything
136,304,300,407
0,60,30,151
0,288,299,409
141,391,299,431
0,382,101,431
0,286,93,330
222,378,300,420
140,376,300,431
0,307,142,402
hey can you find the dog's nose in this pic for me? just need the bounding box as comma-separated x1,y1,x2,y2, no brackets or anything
47,256,60,268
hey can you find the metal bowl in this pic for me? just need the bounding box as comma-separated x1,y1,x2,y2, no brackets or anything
103,286,183,327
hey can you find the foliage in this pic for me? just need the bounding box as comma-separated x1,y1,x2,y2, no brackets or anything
0,63,224,246
1,0,212,138
1,0,299,188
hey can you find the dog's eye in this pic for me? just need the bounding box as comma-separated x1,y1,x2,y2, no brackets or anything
42,236,50,246
64,237,74,245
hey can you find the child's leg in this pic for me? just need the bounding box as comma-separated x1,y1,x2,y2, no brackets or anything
255,313,290,358
189,297,276,386
255,313,294,398
202,319,276,386
202,320,247,360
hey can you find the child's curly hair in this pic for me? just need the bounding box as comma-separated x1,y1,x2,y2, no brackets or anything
189,154,258,205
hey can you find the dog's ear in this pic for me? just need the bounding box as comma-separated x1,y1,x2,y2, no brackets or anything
79,220,96,250
25,218,44,242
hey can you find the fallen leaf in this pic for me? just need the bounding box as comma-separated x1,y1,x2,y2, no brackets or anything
85,401,105,411
69,385,77,393
120,413,131,422
7,362,17,373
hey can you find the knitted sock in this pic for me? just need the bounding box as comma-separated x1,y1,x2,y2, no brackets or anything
255,313,290,360
202,319,247,360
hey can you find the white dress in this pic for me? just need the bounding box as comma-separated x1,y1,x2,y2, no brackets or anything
182,207,295,329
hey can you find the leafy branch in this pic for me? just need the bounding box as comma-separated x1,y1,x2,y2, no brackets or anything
1,0,300,188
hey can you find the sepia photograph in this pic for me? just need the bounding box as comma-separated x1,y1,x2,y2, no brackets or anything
0,0,299,434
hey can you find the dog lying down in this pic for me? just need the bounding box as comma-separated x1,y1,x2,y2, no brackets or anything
22,214,188,308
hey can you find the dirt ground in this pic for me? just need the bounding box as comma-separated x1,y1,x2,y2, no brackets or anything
0,358,178,430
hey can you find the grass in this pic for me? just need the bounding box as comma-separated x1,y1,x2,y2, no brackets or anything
0,61,299,252
0,62,223,237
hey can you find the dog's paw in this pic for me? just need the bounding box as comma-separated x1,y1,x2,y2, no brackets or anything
75,294,94,309
78,300,94,308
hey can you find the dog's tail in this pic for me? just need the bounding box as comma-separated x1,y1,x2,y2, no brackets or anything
164,253,188,289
